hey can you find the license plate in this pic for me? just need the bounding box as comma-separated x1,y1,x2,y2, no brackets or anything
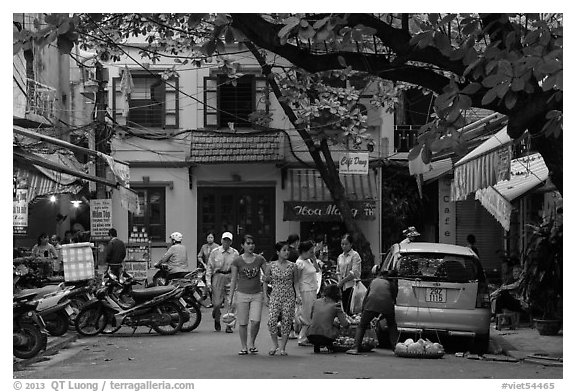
425,288,447,303
64,304,75,316
179,298,188,307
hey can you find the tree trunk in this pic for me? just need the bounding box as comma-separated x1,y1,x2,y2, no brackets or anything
245,42,376,276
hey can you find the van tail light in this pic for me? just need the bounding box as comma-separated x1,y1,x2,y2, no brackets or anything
476,282,491,308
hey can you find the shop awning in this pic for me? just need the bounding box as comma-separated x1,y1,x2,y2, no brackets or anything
288,168,378,201
284,168,378,221
451,126,513,201
474,153,549,231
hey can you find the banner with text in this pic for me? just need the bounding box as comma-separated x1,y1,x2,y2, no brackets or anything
13,188,28,236
339,152,369,175
90,199,113,240
284,200,376,221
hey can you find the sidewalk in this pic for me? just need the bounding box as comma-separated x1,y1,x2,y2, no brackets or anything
13,332,78,370
489,322,563,366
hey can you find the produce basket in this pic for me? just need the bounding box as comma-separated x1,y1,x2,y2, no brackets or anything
394,350,444,359
333,336,377,353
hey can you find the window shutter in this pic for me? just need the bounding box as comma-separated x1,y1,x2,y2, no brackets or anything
204,76,218,128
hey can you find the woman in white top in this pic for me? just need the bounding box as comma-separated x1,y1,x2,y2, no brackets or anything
336,233,362,315
295,240,320,345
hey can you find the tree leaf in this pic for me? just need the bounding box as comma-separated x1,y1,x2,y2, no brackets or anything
481,87,499,105
298,26,316,41
482,73,508,88
505,92,517,109
313,16,330,30
337,55,347,68
460,82,482,95
511,78,525,92
407,143,422,161
278,17,301,39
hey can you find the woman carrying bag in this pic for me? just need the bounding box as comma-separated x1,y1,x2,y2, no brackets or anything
336,233,362,315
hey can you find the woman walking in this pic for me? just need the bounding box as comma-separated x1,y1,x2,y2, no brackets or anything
229,234,268,355
295,240,320,346
264,241,298,356
336,233,362,315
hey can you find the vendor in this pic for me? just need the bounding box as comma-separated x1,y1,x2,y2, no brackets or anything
491,264,525,315
31,233,58,259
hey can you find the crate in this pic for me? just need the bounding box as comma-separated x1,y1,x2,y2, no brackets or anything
61,242,95,282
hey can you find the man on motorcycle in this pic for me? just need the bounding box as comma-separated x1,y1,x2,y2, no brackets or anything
154,232,189,279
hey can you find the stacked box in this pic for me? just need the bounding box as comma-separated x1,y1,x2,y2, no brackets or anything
61,242,95,281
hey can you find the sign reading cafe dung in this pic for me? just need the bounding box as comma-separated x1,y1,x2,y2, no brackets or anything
339,152,369,175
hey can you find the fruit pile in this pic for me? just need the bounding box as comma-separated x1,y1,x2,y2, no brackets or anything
394,338,445,358
333,336,377,351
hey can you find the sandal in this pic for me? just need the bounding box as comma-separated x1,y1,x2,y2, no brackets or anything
238,349,248,355
268,347,279,356
249,347,258,354
280,351,288,356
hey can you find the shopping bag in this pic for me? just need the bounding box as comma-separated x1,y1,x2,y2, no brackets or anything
221,304,237,329
350,280,367,314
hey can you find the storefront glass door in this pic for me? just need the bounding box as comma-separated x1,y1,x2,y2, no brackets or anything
197,187,275,260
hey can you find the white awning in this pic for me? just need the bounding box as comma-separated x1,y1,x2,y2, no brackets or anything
474,153,549,231
451,126,513,201
288,168,378,201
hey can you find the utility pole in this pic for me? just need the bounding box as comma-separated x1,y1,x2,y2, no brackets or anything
94,61,109,199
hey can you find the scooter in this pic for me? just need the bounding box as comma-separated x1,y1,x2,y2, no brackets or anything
13,292,48,359
150,264,203,332
75,270,187,336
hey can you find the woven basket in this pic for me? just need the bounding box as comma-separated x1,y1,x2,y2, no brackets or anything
394,350,444,359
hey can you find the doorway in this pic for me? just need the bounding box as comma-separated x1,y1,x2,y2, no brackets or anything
197,187,276,260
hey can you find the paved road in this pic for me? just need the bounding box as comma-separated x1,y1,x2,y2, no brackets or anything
14,307,563,380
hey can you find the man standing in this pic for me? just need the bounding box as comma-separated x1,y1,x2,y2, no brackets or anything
206,232,239,332
105,228,126,276
467,234,480,258
287,233,300,262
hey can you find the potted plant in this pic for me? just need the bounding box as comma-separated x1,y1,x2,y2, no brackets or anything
519,221,562,335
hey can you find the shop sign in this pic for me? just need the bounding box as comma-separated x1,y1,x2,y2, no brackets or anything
438,177,456,244
124,260,148,280
90,199,113,240
13,188,28,236
284,200,376,221
339,152,369,175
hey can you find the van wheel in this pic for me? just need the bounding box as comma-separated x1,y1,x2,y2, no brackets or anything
471,334,489,354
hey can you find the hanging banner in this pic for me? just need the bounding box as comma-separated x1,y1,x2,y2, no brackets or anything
438,177,456,244
339,152,369,175
284,200,376,221
13,188,28,236
90,199,113,240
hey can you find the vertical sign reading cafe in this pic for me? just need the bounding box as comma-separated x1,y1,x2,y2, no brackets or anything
438,177,456,244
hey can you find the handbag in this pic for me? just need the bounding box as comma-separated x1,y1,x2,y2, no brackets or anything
221,303,237,329
350,280,367,314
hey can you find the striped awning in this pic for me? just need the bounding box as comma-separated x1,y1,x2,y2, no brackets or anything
451,126,512,201
14,165,84,204
288,168,378,201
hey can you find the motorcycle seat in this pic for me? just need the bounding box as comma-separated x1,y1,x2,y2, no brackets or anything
15,285,60,300
131,285,175,300
13,292,38,302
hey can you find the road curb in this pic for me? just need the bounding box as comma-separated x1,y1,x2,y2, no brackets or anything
14,333,78,369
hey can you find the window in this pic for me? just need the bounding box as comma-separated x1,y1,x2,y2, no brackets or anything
113,72,179,129
204,74,268,129
397,253,482,282
128,187,166,243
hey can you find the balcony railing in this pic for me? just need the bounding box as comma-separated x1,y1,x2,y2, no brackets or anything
26,78,56,119
394,124,421,153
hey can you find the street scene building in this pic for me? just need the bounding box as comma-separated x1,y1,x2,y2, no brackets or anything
13,13,563,383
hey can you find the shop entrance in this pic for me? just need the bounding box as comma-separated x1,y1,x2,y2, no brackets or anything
197,187,276,260
300,221,347,262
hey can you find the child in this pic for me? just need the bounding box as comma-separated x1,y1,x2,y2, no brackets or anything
306,284,350,353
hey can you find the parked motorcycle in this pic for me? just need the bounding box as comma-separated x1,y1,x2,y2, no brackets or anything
13,292,48,359
75,270,187,336
151,264,203,332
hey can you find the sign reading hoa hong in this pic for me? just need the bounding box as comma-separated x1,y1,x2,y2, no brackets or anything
339,152,369,175
284,200,376,221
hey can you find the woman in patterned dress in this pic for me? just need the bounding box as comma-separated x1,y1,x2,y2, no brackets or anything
265,241,298,356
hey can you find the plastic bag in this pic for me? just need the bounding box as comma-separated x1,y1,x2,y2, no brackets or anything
350,280,367,314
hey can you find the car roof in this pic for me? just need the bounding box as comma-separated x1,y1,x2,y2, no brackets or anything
398,242,478,257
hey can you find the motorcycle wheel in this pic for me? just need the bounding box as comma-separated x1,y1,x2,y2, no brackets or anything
180,296,202,332
151,301,184,335
13,323,47,359
45,310,69,337
74,307,106,336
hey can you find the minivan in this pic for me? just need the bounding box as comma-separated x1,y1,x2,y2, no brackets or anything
378,242,491,353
